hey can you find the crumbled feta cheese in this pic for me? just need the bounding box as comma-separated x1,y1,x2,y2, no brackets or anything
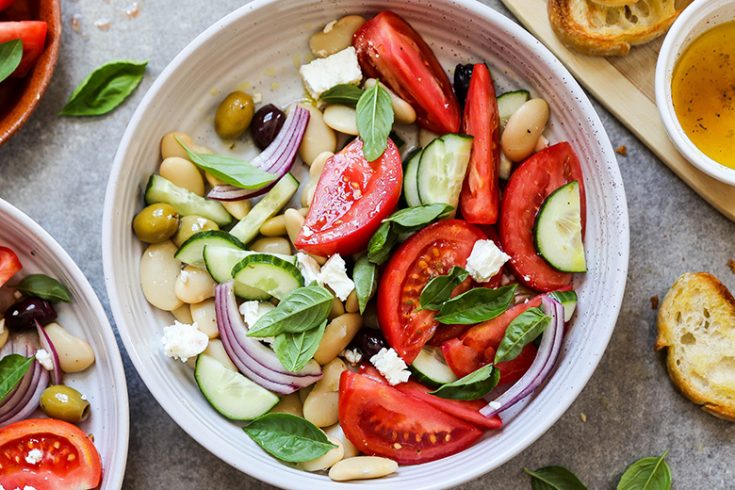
320,254,355,301
488,401,502,410
35,349,53,371
296,253,322,286
55,393,69,403
342,348,362,365
24,448,43,465
24,486,38,490
465,239,510,283
299,47,362,99
239,301,275,327
161,321,208,362
370,348,410,386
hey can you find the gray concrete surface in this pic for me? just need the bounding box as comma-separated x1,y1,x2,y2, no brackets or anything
1,0,734,488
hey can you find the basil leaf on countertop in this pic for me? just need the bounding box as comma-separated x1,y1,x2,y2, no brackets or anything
617,451,672,490
0,354,34,402
243,413,337,463
178,139,276,190
319,83,364,107
0,40,23,84
435,285,517,325
367,221,398,265
419,266,468,311
384,204,453,231
429,363,499,400
494,306,551,364
248,285,333,338
16,274,71,303
60,60,147,116
353,255,378,314
524,466,588,490
356,81,394,161
272,320,326,372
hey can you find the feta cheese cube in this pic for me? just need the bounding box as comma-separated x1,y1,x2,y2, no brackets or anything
320,254,355,301
239,301,275,327
299,47,362,99
161,321,208,363
342,348,362,365
25,448,43,465
296,252,322,286
370,348,410,386
465,239,510,283
35,349,54,371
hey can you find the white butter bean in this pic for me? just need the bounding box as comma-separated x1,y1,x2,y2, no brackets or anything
159,157,205,196
0,322,8,350
250,237,292,255
323,105,359,135
259,215,287,237
44,322,95,373
175,265,216,304
203,339,237,371
309,15,366,58
221,200,251,220
303,358,346,427
344,291,359,313
283,208,305,245
301,180,317,208
299,104,337,165
324,424,359,459
310,151,333,178
534,135,550,153
171,304,193,324
501,98,550,162
300,436,344,472
161,131,192,159
271,393,303,417
314,314,362,365
190,299,218,338
328,297,345,320
140,241,183,311
329,456,398,482
364,78,416,125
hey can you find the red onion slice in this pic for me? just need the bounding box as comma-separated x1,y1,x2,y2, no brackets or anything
0,364,48,426
36,320,62,385
0,345,34,415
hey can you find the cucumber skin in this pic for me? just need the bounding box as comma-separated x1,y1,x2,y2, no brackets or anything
203,246,272,300
175,230,245,267
498,89,530,125
229,174,299,245
416,134,473,208
403,148,423,208
533,181,587,273
231,253,304,299
145,175,232,226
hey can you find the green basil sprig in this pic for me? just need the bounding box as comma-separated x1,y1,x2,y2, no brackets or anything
356,81,394,161
435,285,516,325
353,255,378,314
524,466,588,490
272,320,326,372
617,451,672,490
0,40,23,84
243,413,337,463
494,306,551,364
248,285,333,338
419,266,468,311
319,84,364,107
429,364,499,400
367,222,398,265
61,60,147,116
16,274,71,303
0,354,34,402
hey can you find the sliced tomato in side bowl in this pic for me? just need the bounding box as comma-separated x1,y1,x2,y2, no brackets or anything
0,21,48,77
0,418,102,490
295,138,402,256
352,11,460,134
0,246,22,287
339,370,482,464
500,142,586,291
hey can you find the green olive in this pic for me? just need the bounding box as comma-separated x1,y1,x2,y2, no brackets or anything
40,385,90,423
133,203,179,243
174,215,219,246
214,91,255,139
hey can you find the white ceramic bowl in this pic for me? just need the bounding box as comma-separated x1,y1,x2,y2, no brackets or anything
656,0,735,186
103,1,629,488
0,198,129,489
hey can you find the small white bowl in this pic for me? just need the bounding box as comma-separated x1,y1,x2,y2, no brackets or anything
656,0,735,186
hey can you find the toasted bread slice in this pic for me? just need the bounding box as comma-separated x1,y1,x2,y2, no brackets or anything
548,0,691,56
657,272,735,421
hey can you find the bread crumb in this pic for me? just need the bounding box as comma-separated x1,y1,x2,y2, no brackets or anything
728,259,735,274
650,295,660,309
615,145,627,156
580,412,587,422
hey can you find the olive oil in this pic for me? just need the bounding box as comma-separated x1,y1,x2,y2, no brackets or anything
672,22,735,169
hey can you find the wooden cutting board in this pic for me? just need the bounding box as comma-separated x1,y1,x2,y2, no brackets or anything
500,0,735,222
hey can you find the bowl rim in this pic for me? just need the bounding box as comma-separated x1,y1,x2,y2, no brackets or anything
0,197,130,489
655,0,735,186
103,0,629,487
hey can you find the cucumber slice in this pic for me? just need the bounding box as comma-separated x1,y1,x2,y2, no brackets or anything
549,290,578,322
232,253,304,300
204,246,272,300
403,148,423,208
410,346,458,388
175,230,245,268
145,174,232,226
229,174,299,245
417,134,473,209
195,354,279,420
534,181,586,273
498,89,530,126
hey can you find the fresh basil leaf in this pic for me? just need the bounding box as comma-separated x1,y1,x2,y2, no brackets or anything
617,452,672,490
384,204,454,231
60,60,147,116
248,285,333,337
389,130,405,149
16,274,71,303
367,221,398,265
356,82,394,161
319,84,364,107
0,354,34,402
0,40,23,84
353,255,378,314
272,320,326,372
178,139,276,190
494,307,551,364
243,413,337,463
419,266,468,311
429,364,499,400
435,285,517,325
524,466,588,490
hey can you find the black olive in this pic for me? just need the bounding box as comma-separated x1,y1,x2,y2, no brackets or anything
453,63,474,108
350,328,387,360
4,297,57,331
251,104,287,150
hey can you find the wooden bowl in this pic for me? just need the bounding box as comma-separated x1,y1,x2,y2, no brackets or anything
0,0,61,146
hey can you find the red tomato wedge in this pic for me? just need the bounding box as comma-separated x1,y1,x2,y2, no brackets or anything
339,371,482,464
459,63,501,224
352,11,460,134
295,138,402,256
0,246,21,287
500,142,586,291
378,219,486,363
0,21,48,77
0,418,103,490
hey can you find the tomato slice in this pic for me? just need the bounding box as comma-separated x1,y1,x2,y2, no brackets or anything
0,246,21,287
378,219,486,363
499,142,586,291
339,371,482,464
0,418,103,490
295,138,402,257
353,11,460,134
459,64,501,224
0,21,48,77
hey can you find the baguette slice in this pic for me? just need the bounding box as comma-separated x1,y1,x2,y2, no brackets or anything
657,272,735,421
548,0,691,56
